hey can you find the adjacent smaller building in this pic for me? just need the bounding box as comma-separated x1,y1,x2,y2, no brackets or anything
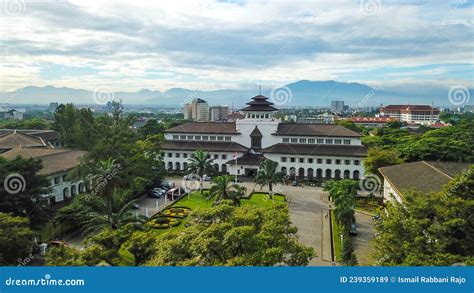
0,131,85,204
380,105,439,125
379,161,471,204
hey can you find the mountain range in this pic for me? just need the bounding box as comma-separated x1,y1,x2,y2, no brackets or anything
1,80,472,107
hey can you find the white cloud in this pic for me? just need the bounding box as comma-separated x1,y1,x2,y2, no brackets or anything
0,0,472,95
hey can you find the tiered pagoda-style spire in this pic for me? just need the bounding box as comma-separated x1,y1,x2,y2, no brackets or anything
240,95,278,112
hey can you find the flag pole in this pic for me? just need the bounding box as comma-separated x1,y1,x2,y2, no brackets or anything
234,152,238,184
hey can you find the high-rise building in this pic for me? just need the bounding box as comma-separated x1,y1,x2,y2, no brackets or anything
209,106,230,121
183,98,209,121
331,101,345,113
49,102,59,112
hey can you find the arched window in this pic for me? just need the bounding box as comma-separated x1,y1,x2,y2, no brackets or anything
78,182,85,193
167,162,173,170
335,169,341,179
175,162,181,170
353,170,360,180
221,164,227,173
213,163,219,172
281,167,287,175
344,170,350,179
63,187,69,198
71,185,77,196
325,169,332,179
183,162,188,171
307,168,314,178
289,167,296,177
316,169,323,179
298,167,305,177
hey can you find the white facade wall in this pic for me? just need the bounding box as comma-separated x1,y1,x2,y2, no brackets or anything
263,153,364,179
234,118,280,148
46,171,85,203
382,178,403,204
164,150,245,173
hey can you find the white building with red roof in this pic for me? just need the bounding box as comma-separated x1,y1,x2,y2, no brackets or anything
380,105,439,125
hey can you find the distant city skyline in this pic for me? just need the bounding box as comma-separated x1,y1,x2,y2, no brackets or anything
1,0,473,98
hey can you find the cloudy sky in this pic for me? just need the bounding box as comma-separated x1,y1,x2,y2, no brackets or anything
1,0,473,93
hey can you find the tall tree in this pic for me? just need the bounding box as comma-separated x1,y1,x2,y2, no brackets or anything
0,213,33,265
363,148,404,178
53,103,98,150
137,119,165,139
0,156,50,227
186,150,214,192
324,180,358,231
254,159,283,198
340,232,358,266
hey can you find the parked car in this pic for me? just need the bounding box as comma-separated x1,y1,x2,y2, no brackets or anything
292,180,298,186
202,175,211,181
372,215,381,222
349,223,358,236
153,188,166,193
183,175,198,180
49,240,69,247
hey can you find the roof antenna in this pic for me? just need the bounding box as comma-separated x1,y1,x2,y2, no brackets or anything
259,84,262,95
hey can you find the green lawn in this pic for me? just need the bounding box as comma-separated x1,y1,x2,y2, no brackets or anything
240,193,286,207
172,192,214,210
148,191,287,233
331,210,342,262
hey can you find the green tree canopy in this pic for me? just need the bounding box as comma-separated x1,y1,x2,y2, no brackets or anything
0,156,51,227
0,213,33,265
363,148,404,178
373,166,474,266
147,201,315,266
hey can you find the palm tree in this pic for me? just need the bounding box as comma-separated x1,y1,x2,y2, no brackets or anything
325,179,357,231
334,194,355,231
208,175,246,206
254,159,283,198
186,150,214,192
55,190,146,235
87,158,121,200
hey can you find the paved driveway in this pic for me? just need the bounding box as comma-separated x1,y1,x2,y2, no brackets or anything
353,212,375,265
